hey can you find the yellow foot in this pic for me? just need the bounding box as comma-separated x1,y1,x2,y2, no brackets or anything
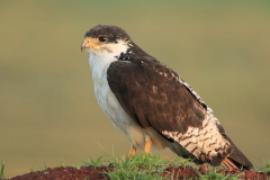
128,145,137,158
144,136,153,154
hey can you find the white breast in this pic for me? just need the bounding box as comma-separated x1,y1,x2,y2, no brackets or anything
88,49,138,133
87,42,146,147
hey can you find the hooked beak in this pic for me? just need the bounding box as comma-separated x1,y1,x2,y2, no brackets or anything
80,37,100,52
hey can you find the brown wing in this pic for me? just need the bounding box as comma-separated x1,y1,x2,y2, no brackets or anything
107,59,207,135
107,57,253,169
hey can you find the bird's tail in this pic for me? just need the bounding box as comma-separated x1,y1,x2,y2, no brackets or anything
223,142,253,170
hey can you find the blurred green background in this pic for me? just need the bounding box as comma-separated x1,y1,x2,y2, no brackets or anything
0,0,269,177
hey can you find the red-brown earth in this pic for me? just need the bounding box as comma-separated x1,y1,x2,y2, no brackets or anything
9,165,269,180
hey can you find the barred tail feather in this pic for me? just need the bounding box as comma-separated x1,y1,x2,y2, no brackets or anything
225,143,253,170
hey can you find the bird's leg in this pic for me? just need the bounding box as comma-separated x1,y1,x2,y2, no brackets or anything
128,145,137,158
144,136,153,154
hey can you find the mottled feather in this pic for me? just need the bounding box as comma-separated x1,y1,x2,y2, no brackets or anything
107,44,253,168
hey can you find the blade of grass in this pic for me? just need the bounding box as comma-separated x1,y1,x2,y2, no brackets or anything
0,162,5,180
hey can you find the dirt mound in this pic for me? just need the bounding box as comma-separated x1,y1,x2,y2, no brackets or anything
10,166,112,180
242,170,269,180
9,166,269,180
163,166,199,179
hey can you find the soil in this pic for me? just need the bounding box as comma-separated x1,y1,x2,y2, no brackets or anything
9,165,269,180
9,166,113,180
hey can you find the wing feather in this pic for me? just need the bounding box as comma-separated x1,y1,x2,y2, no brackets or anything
107,48,252,169
107,59,206,134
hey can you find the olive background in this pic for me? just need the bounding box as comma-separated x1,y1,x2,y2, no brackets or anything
0,1,269,177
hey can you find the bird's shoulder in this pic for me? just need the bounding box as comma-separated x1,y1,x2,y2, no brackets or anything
110,44,208,110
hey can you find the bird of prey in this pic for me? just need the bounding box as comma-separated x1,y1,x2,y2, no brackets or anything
81,25,253,170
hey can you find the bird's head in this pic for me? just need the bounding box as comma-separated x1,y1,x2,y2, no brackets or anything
81,25,131,56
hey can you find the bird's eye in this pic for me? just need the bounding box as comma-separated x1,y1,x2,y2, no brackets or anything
98,36,107,42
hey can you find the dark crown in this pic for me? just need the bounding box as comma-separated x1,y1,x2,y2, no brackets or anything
84,25,130,43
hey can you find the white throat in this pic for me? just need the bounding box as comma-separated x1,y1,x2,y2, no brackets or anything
88,40,129,75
